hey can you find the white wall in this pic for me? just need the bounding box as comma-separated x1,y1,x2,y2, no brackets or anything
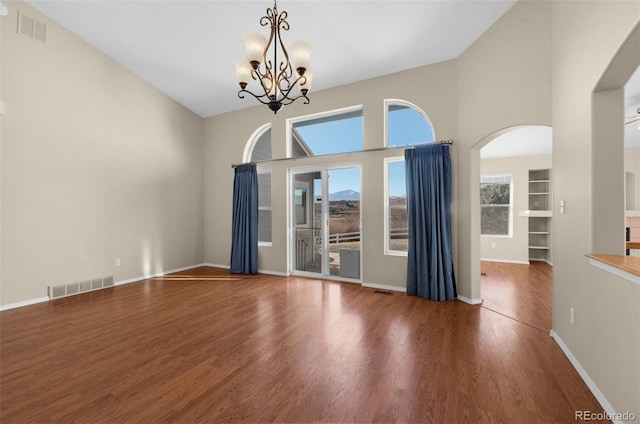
0,1,204,306
480,154,552,264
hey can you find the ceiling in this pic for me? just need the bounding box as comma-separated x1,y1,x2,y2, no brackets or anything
15,0,640,155
24,0,517,118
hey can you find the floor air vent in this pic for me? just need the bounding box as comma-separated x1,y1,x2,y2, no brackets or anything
48,276,114,300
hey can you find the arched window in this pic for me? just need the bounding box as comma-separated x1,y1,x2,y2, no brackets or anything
385,99,435,147
384,100,435,255
243,123,272,163
244,124,272,245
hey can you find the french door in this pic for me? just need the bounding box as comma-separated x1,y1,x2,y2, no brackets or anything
290,166,361,280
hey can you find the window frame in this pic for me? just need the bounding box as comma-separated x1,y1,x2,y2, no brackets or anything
480,174,513,238
243,123,272,163
286,105,364,158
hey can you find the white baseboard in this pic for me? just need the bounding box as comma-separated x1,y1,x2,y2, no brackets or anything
480,258,530,265
113,263,209,286
530,258,554,266
361,282,406,293
550,330,622,424
0,296,49,312
202,263,230,270
457,295,483,305
258,269,289,277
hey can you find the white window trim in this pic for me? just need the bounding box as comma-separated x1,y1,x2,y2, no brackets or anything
243,123,271,163
480,173,513,238
384,156,408,256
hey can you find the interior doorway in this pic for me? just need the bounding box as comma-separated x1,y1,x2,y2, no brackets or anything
290,166,362,281
478,125,553,330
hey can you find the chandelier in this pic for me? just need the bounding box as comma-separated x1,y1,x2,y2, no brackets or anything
234,1,313,114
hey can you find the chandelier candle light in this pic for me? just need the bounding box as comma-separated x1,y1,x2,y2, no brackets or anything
234,1,313,114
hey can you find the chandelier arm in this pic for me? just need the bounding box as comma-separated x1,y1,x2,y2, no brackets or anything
279,92,310,106
237,89,272,105
251,66,276,100
261,6,276,79
277,74,309,104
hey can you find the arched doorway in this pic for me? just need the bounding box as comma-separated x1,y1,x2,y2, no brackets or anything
477,125,553,331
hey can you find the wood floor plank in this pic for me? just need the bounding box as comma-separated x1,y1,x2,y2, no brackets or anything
480,261,553,331
1,266,607,423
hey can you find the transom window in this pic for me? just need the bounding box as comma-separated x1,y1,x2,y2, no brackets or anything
289,106,363,158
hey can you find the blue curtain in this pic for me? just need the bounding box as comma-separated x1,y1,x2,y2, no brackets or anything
230,164,258,274
405,145,457,301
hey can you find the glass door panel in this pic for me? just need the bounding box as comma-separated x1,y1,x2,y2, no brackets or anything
293,172,322,273
291,167,361,281
327,168,361,279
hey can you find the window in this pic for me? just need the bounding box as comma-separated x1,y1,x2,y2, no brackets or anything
289,106,363,158
480,175,512,236
386,100,434,147
385,157,408,254
258,171,272,245
244,124,271,163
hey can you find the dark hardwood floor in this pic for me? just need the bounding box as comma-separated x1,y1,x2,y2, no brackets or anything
480,261,553,332
1,266,605,423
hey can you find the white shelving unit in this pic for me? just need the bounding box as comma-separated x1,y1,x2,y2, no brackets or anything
521,169,552,264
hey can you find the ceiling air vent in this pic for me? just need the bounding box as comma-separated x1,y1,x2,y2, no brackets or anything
17,11,46,43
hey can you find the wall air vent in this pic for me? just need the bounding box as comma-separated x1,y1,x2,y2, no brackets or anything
48,276,115,300
17,11,46,43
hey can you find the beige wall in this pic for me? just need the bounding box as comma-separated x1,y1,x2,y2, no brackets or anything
480,154,552,264
204,60,458,289
0,1,204,306
551,2,640,418
457,1,553,300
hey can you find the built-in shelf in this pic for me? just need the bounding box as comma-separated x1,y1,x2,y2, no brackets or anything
519,210,553,217
525,169,552,264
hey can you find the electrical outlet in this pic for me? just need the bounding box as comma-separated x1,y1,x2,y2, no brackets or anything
570,307,575,324
115,258,121,267
491,242,496,249
534,201,539,207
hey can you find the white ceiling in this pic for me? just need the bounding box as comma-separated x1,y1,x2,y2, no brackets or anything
24,0,517,118
481,126,552,159
16,0,640,156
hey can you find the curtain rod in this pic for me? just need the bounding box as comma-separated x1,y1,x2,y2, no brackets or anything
231,139,454,168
